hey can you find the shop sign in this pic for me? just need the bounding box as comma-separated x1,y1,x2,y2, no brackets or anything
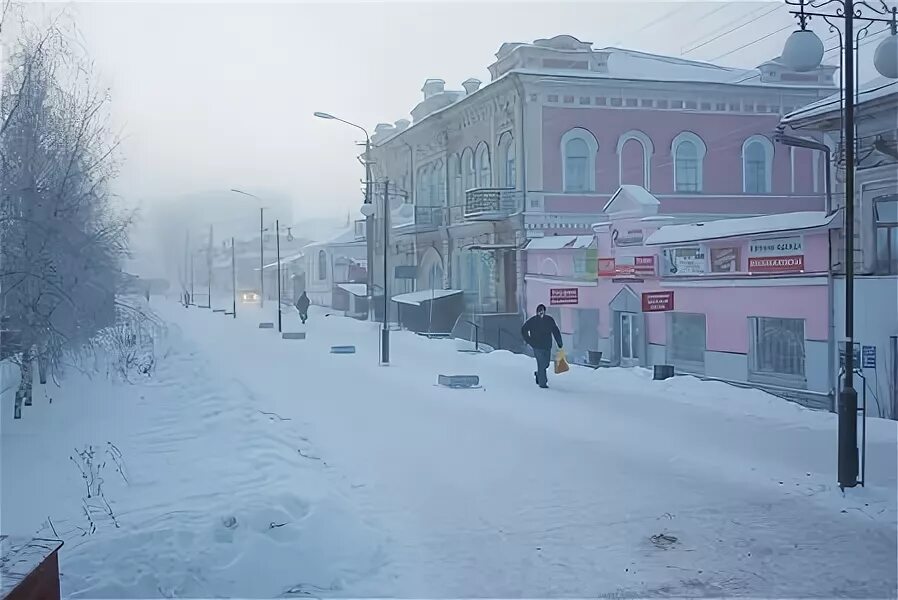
550,288,579,305
748,256,805,273
662,247,707,275
710,247,740,273
748,236,804,274
634,256,656,275
612,228,644,247
598,258,616,277
862,345,877,369
641,291,674,312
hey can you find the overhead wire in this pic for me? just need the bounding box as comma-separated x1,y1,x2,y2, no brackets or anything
681,3,786,56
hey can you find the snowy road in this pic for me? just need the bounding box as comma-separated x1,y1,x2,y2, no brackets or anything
162,301,896,598
4,299,897,598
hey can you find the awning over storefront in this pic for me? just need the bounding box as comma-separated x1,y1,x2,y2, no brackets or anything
392,289,463,307
644,211,842,246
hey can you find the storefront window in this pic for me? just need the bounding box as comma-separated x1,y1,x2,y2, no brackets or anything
667,312,706,372
749,317,806,387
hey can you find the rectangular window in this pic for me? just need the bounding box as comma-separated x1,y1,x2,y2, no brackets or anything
610,98,622,107
595,97,607,106
579,96,591,105
667,312,706,373
625,98,638,107
657,99,669,109
700,102,712,111
548,94,559,103
641,99,654,107
675,159,699,192
672,100,684,109
749,317,807,387
875,194,898,275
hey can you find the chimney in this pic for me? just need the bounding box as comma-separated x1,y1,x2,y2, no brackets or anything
374,123,395,135
462,78,482,95
394,119,410,132
421,78,446,99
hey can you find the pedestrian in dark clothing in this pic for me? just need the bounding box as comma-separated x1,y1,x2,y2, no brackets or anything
521,303,563,388
295,292,310,324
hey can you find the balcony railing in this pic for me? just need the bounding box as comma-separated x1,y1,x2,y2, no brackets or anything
464,188,522,220
413,205,446,230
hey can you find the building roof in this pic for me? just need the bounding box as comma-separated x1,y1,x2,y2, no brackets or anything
337,283,368,297
525,235,595,250
782,77,898,125
392,289,463,306
603,185,661,214
644,211,842,246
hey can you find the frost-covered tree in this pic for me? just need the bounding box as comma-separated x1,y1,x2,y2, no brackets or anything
1,7,138,417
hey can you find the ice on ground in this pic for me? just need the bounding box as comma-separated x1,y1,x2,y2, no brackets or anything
3,300,896,598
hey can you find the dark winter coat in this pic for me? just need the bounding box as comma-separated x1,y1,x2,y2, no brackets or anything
521,314,563,350
295,294,310,312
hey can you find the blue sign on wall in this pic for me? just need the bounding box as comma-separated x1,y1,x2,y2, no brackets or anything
862,345,877,369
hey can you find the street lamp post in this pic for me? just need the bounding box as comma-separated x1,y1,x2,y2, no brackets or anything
230,188,267,309
276,218,283,333
313,112,374,321
780,0,898,489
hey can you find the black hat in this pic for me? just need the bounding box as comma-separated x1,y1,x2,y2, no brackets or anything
536,304,547,313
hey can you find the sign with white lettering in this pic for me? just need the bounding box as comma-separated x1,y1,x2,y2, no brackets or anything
550,288,579,305
662,247,706,275
748,236,805,274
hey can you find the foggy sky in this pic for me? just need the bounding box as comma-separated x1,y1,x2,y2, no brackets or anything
16,1,890,221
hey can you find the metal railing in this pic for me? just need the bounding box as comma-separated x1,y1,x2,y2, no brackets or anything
464,188,522,217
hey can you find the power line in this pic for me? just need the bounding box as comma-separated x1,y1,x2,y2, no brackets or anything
710,23,794,61
609,5,685,47
681,3,785,56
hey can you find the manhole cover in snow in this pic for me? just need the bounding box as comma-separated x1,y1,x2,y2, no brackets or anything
650,533,678,549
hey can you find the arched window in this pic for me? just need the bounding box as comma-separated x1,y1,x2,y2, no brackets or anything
561,128,598,192
449,154,461,206
742,135,774,194
317,250,327,281
461,147,475,193
498,132,516,188
416,166,427,205
475,142,491,188
671,131,707,193
616,130,654,189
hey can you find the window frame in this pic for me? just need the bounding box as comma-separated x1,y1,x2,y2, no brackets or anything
498,132,516,189
671,131,707,193
475,142,491,189
317,250,328,281
874,193,898,275
561,127,599,193
616,129,654,190
666,311,706,374
742,134,774,194
748,316,807,389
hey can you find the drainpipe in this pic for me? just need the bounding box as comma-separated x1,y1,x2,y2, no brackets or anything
511,74,527,315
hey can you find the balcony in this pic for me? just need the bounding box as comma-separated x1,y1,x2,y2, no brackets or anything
464,188,522,220
412,205,446,232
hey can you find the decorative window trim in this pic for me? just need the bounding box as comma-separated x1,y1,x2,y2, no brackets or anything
561,127,599,193
616,129,655,190
461,147,475,192
540,257,560,276
671,131,706,193
475,141,491,188
742,134,774,194
497,131,515,189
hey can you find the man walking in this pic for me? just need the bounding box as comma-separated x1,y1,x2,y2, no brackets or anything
295,291,310,324
521,303,563,389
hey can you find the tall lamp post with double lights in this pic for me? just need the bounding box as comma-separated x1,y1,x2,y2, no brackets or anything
780,0,897,490
313,112,374,321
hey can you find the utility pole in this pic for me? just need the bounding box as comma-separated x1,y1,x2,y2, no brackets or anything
259,207,265,308
207,223,214,309
381,179,390,365
276,219,282,333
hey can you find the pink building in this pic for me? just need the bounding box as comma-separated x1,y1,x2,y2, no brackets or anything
370,34,837,351
525,185,842,404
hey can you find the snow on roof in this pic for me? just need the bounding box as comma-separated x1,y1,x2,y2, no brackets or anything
392,289,463,306
261,251,304,270
525,235,595,250
644,211,842,246
601,46,755,85
337,283,368,297
303,227,358,249
603,185,661,214
782,77,898,125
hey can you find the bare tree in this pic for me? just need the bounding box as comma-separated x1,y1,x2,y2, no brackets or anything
1,10,137,418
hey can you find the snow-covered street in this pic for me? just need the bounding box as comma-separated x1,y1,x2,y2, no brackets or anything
3,300,897,598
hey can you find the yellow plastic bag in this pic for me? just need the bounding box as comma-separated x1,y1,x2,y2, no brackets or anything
555,349,570,374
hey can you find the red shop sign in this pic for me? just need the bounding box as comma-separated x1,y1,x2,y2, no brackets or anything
641,291,674,312
598,258,616,277
550,288,579,305
748,255,804,273
634,255,656,274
